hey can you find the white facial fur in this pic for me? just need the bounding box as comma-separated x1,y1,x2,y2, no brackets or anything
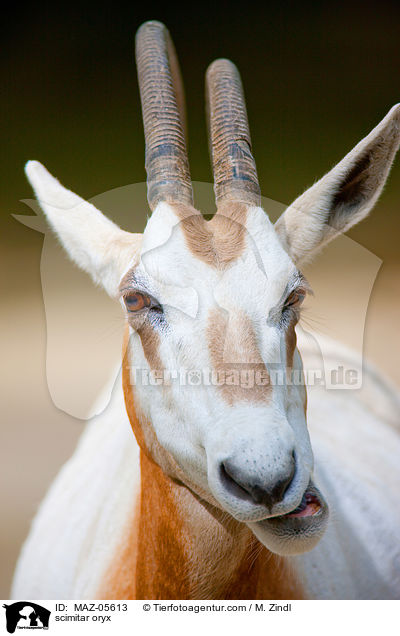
124,203,314,528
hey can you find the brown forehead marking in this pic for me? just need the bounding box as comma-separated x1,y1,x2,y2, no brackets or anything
207,307,271,405
171,201,248,268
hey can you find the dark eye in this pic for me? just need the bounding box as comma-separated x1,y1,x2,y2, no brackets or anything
123,292,152,313
283,289,306,310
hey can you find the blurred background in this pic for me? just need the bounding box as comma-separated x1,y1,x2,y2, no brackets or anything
1,0,400,597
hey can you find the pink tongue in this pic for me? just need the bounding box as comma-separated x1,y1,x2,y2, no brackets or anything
286,493,321,518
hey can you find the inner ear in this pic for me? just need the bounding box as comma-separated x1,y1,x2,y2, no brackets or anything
332,151,372,213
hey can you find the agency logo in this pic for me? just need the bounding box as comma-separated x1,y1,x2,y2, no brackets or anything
2,603,50,633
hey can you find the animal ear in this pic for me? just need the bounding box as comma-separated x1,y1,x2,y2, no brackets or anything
275,104,400,265
25,161,142,297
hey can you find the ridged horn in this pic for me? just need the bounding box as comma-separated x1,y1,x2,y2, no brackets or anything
206,58,261,207
135,21,193,210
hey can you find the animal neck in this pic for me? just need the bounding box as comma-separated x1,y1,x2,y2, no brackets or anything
115,334,303,600
134,451,302,600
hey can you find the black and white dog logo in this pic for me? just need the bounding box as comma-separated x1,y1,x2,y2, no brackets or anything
2,603,50,633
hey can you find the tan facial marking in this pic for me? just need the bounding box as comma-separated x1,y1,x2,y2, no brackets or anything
171,202,248,268
207,307,271,404
285,314,298,371
136,322,163,373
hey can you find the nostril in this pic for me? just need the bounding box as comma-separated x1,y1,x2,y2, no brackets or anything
219,452,297,510
270,454,296,504
220,461,254,502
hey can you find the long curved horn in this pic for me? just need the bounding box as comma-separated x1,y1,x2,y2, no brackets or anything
206,59,261,207
135,21,193,210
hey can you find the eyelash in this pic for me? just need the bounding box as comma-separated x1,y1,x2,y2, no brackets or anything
280,288,306,324
283,289,306,311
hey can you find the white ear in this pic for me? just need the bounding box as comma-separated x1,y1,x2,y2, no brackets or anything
275,104,400,264
25,161,142,297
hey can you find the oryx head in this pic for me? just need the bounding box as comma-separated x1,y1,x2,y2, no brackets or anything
25,21,400,555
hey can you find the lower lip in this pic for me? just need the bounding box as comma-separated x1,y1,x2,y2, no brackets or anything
283,491,322,518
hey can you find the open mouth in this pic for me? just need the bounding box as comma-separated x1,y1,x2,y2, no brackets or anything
281,488,323,519
249,483,328,555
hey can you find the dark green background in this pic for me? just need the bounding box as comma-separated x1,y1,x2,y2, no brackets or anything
3,0,400,257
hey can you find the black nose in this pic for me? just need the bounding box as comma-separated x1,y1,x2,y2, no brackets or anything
221,453,296,510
